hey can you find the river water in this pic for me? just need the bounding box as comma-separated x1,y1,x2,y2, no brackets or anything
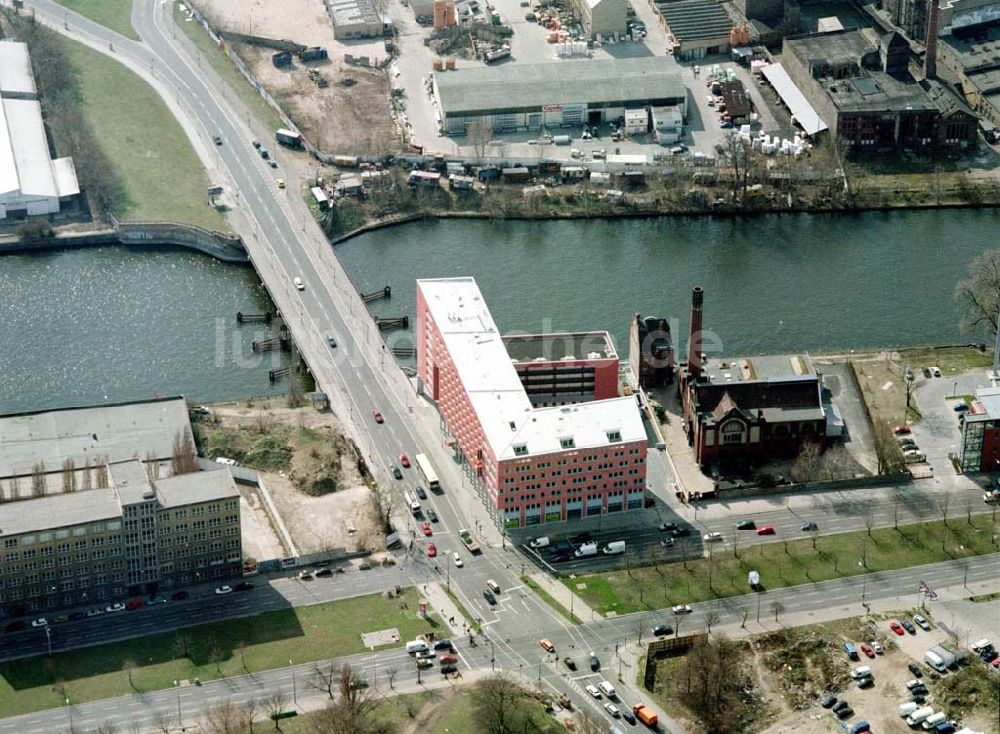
2,210,997,412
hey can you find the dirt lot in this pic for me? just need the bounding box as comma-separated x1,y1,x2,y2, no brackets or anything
192,0,395,154
197,398,385,557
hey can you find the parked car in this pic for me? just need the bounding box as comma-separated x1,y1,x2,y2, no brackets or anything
31,618,47,628
4,621,26,632
433,640,453,651
870,640,883,654
893,424,912,434
820,694,838,708
900,619,917,634
483,590,497,605
106,603,126,613
703,531,723,542
452,552,463,567
914,614,931,630
427,508,438,522
427,543,437,557
890,621,905,635
53,615,70,624
932,367,942,377
589,651,600,670
953,401,969,412
908,662,923,678
298,569,313,580
421,522,433,536
125,598,144,611
563,656,577,670
85,609,105,618
657,522,678,532
672,604,693,614
235,581,254,592
860,643,875,658
857,675,874,689
215,585,233,595
315,568,333,577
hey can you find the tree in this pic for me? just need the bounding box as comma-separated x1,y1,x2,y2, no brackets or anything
863,509,875,538
151,710,173,734
210,644,226,677
31,461,46,497
235,641,249,674
171,429,198,475
790,442,823,483
725,132,756,204
201,698,251,734
705,609,721,634
309,659,338,699
61,457,76,493
771,601,785,623
468,120,491,158
470,672,537,734
938,493,951,528
386,666,398,690
872,419,904,475
122,657,138,690
307,664,380,734
263,690,290,729
573,707,607,734
955,248,1000,337
173,633,193,660
676,637,747,734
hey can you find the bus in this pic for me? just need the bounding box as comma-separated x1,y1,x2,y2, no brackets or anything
415,453,440,493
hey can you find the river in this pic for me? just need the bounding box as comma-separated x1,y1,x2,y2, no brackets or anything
2,210,996,412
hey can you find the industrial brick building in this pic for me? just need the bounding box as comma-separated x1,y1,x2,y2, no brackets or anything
434,57,687,135
959,386,1000,472
628,314,674,388
0,398,242,617
678,287,827,471
416,277,648,528
784,28,978,151
0,41,79,220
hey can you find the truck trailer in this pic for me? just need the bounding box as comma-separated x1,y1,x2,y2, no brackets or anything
633,703,658,726
275,129,304,148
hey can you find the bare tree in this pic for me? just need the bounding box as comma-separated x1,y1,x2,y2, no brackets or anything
92,724,120,734
173,632,193,660
151,710,173,734
122,657,138,690
790,442,822,483
61,457,76,493
210,644,226,677
771,601,786,624
573,707,607,734
467,120,491,158
863,510,875,538
9,476,21,501
955,248,1000,337
171,429,198,475
705,609,721,634
201,698,251,734
81,456,92,490
386,666,398,690
263,690,290,726
470,672,536,734
235,641,249,674
938,493,951,528
309,659,338,699
308,664,379,734
31,461,46,497
677,637,745,733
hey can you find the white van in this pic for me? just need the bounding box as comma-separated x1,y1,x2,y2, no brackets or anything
971,638,992,653
922,713,946,730
406,640,429,655
906,706,934,726
529,536,550,549
898,702,918,718
849,665,871,679
598,680,616,698
924,650,947,672
575,542,598,558
602,541,626,555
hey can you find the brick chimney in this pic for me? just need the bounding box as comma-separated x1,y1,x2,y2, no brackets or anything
924,0,939,80
687,286,704,380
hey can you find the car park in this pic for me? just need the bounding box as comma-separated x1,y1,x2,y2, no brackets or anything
452,552,463,567
756,525,776,535
589,651,600,670
427,543,437,557
483,590,497,605
421,522,433,536
604,703,621,717
106,603,126,613
540,639,556,653
736,519,756,530
900,619,916,634
563,656,576,670
235,582,254,591
585,684,601,698
673,604,693,614
914,614,931,630
653,624,673,636
215,585,233,595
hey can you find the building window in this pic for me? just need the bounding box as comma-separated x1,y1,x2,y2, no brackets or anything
721,420,744,445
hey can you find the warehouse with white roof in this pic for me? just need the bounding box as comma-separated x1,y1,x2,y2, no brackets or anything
0,41,79,220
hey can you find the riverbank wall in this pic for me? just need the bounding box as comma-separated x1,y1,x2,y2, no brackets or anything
0,221,248,263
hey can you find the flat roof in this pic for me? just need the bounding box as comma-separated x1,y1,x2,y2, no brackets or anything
701,353,816,384
329,0,381,26
52,157,80,197
971,386,1000,420
0,42,36,98
503,332,617,363
418,277,644,460
0,99,16,197
657,0,734,42
0,397,191,480
436,57,686,116
156,468,239,507
760,63,829,136
1,99,58,198
0,488,122,537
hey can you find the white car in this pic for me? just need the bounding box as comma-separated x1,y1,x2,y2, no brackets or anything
932,366,942,377
105,603,125,613
293,276,304,291
452,552,463,568
585,684,602,698
85,608,105,618
31,618,47,628
215,585,233,595
604,703,621,717
913,614,931,630
672,604,693,614
703,531,723,542
870,640,883,654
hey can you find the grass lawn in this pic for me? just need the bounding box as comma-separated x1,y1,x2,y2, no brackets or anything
522,576,581,625
279,691,434,733
0,588,440,718
54,0,138,40
56,35,227,230
567,516,999,615
172,3,284,132
899,346,993,376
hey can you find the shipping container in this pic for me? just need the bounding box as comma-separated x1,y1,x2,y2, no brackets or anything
299,46,329,62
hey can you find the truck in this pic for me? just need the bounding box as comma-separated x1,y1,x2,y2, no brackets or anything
459,528,481,554
574,542,598,558
275,129,304,148
272,51,293,68
484,45,510,63
299,46,329,62
633,703,658,727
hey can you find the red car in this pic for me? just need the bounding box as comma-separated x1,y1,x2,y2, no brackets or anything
372,410,384,424
756,525,776,536
421,522,433,536
890,621,905,635
439,653,458,664
893,424,911,435
427,543,437,558
860,643,875,658
399,452,410,468
125,597,144,611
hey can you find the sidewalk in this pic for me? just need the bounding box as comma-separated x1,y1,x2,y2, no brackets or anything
419,581,479,639
527,572,603,623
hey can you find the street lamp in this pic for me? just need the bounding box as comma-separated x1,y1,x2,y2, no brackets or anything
44,626,52,656
174,680,183,729
289,659,297,706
